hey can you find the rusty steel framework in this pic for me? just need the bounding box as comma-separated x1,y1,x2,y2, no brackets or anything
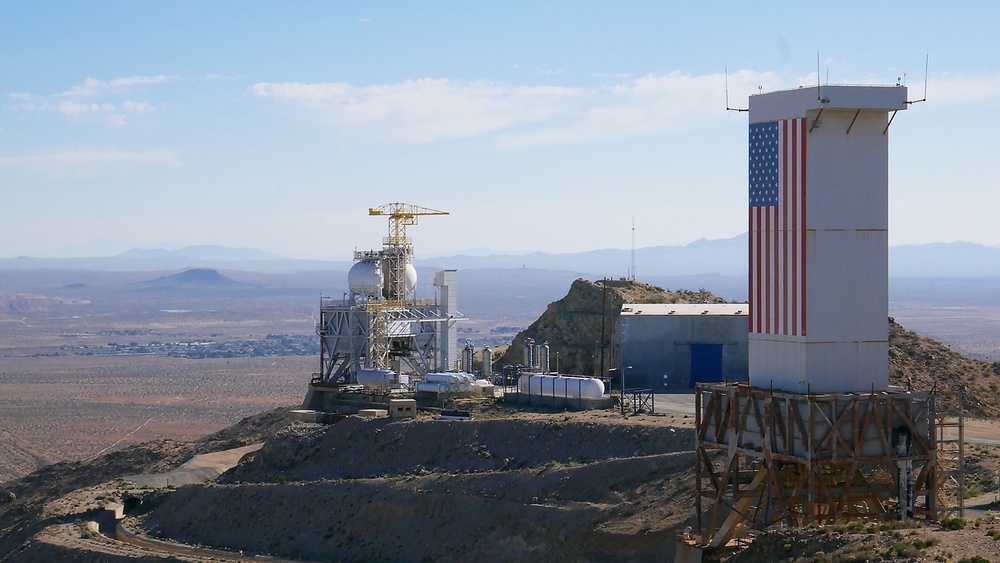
694,383,963,549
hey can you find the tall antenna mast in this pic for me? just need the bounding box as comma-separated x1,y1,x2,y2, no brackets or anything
816,52,829,103
630,216,636,282
725,66,748,112
906,54,930,105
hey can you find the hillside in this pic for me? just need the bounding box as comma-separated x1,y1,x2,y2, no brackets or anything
2,408,699,562
0,408,296,560
3,278,1000,561
889,317,1000,418
498,278,726,374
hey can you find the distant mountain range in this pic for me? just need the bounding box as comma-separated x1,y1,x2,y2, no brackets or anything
2,236,1000,278
118,245,286,262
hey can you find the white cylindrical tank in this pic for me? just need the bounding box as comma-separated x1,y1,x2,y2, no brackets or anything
423,372,475,385
415,382,448,393
517,374,605,400
348,261,383,296
482,347,492,379
462,343,475,373
539,342,550,373
357,368,396,388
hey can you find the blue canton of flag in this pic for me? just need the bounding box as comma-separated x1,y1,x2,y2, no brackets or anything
749,122,779,207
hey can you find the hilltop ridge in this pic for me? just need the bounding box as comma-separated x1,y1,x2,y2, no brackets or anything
498,278,726,374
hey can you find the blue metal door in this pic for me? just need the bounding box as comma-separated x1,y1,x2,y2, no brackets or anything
689,343,724,387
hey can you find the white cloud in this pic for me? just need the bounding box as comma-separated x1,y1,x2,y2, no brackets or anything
8,77,167,123
62,75,176,97
253,69,1000,146
0,149,180,172
122,100,155,113
56,101,117,116
922,72,1000,103
253,71,790,146
253,78,581,143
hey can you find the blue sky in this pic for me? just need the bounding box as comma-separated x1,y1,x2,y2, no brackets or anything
3,1,999,259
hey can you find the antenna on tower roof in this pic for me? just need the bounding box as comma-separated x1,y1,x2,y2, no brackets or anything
817,52,830,103
725,66,748,112
906,54,929,105
630,216,636,282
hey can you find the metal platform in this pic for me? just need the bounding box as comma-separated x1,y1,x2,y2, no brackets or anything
693,383,963,549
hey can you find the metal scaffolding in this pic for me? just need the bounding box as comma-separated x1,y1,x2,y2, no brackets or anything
693,383,963,550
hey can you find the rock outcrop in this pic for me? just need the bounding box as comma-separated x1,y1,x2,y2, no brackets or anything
498,278,725,375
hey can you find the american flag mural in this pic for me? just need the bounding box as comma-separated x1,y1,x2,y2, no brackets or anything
749,118,806,336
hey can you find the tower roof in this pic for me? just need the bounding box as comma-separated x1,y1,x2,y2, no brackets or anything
749,84,907,123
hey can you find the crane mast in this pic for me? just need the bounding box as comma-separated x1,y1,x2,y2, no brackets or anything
368,202,449,303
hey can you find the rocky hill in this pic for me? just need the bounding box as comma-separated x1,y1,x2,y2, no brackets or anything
498,278,725,374
140,268,251,289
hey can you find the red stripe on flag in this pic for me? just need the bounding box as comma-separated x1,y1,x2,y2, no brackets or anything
799,117,807,336
755,206,762,333
749,117,808,337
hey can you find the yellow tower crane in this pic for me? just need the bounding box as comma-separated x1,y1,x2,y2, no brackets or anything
364,203,448,370
368,202,449,303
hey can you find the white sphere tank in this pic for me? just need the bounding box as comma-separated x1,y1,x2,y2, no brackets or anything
517,374,606,400
381,262,418,296
348,261,383,295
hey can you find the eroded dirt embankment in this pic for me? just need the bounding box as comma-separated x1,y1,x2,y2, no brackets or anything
136,417,696,562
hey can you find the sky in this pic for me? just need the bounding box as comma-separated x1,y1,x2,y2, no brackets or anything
3,1,1000,260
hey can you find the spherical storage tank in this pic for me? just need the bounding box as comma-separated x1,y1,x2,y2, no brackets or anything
517,374,605,400
348,261,383,295
380,262,418,296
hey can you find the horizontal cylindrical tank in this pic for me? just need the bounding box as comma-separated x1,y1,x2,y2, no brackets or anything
423,372,475,385
358,368,396,388
517,374,605,400
415,382,447,393
415,381,472,393
417,372,477,393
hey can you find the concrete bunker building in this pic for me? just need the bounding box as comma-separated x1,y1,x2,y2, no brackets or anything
617,303,748,389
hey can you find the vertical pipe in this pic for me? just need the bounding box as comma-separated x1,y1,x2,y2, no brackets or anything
959,390,965,517
807,397,815,525
695,385,703,540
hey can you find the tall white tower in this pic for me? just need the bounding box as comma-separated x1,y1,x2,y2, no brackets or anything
747,85,907,393
434,270,458,372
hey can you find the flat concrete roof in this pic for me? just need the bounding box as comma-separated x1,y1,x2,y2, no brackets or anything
619,303,748,317
749,84,907,123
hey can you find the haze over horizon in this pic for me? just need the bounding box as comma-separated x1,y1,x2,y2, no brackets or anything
11,233,1000,262
4,2,1000,260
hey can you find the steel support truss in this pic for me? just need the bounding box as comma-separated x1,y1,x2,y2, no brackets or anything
314,297,465,385
694,383,963,549
622,388,654,415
